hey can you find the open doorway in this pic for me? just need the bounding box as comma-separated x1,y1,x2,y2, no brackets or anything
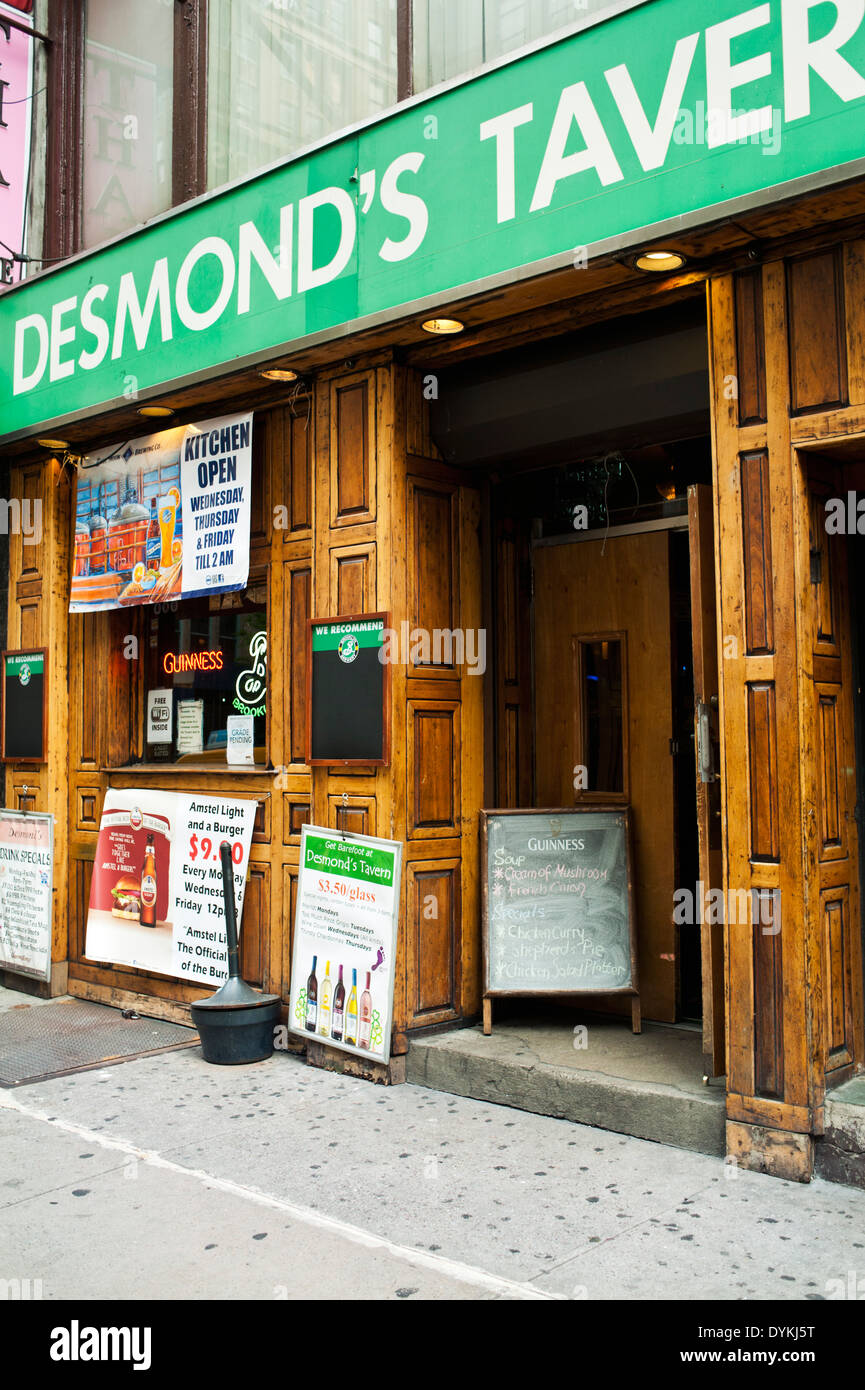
489,438,726,1074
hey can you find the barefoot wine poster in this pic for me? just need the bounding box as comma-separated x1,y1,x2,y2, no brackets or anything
289,826,402,1063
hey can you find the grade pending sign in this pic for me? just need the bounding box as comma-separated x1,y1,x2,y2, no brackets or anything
0,809,53,982
5,0,865,442
289,825,402,1064
84,788,256,985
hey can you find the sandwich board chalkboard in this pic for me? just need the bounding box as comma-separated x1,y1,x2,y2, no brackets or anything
481,807,640,1034
2,650,48,764
307,614,390,766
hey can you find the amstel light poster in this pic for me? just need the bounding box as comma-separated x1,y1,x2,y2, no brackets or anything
85,788,256,985
69,412,253,612
289,826,402,1063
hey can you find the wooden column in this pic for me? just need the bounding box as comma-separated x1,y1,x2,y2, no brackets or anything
4,453,71,995
307,358,483,1069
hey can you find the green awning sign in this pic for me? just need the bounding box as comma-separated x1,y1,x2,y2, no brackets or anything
3,0,865,441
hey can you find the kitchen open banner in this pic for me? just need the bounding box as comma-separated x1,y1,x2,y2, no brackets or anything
70,412,253,612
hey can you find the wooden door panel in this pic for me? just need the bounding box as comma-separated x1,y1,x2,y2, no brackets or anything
688,485,725,1075
533,531,676,1021
808,464,864,1077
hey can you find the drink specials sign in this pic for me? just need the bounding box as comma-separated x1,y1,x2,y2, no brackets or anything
0,809,52,981
481,808,637,997
0,2,33,289
69,412,253,612
84,788,256,986
289,826,401,1063
4,0,865,440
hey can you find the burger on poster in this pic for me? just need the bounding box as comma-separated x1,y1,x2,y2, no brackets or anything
111,874,142,921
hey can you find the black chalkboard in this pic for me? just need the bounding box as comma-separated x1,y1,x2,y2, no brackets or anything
2,650,47,764
481,807,638,1002
307,614,390,766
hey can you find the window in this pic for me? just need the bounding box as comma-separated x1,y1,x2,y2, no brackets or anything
82,0,174,247
412,0,615,92
52,0,639,262
574,633,627,798
206,0,398,191
144,589,269,766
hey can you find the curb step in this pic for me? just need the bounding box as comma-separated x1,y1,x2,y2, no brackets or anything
407,1030,726,1157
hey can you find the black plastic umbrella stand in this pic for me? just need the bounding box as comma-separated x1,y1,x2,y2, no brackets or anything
190,841,281,1064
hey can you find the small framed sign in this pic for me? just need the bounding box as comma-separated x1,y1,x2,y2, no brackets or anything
306,613,390,767
0,808,53,982
2,649,47,764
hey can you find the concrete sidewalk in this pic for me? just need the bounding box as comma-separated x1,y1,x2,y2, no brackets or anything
2,1027,865,1300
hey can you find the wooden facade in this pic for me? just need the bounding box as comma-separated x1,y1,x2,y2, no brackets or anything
5,221,865,1180
3,360,484,1063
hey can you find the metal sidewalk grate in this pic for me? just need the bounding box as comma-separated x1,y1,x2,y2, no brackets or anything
0,998,198,1087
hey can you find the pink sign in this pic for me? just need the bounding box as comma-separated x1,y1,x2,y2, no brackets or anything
0,2,33,287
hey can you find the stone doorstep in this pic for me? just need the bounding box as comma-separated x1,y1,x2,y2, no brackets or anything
406,1029,726,1158
816,1079,865,1190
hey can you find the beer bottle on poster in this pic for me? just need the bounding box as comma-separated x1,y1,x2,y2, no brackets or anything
332,964,345,1042
306,956,318,1032
140,834,157,928
319,960,332,1037
359,972,372,1049
345,968,358,1046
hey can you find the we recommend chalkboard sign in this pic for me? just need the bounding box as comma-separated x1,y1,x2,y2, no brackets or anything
481,807,640,1033
307,614,390,766
2,650,48,764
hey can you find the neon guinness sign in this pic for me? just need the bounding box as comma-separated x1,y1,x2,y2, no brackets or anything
163,650,224,674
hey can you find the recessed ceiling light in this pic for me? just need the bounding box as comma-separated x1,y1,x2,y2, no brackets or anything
633,250,687,273
137,405,175,418
422,317,465,335
36,437,69,450
259,368,298,382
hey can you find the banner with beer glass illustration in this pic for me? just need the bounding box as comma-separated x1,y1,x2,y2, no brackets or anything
69,411,253,612
84,788,256,985
289,826,402,1063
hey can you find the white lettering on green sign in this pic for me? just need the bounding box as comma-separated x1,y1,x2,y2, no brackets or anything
3,0,865,438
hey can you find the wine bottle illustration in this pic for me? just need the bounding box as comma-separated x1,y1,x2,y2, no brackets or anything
319,960,332,1037
306,955,318,1032
359,971,372,1049
332,964,345,1042
345,968,358,1046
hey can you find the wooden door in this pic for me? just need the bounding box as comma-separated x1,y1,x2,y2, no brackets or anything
807,462,864,1079
533,531,677,1022
688,484,725,1076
